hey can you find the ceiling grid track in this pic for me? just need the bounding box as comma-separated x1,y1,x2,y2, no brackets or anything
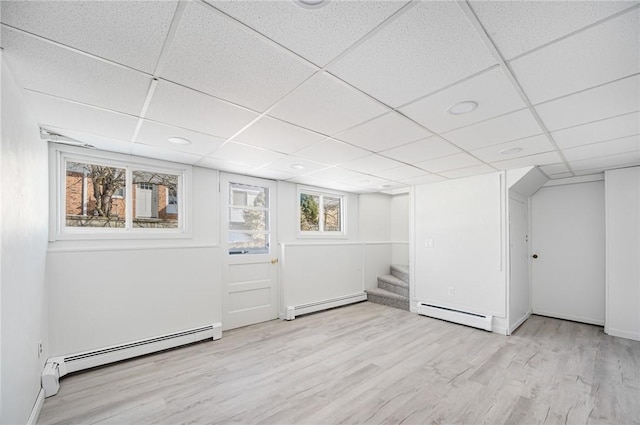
458,0,575,176
131,1,188,144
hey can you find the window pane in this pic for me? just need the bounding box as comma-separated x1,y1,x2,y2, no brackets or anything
132,170,179,229
300,193,320,231
323,196,342,232
230,183,269,208
229,232,269,255
229,208,269,231
66,161,126,228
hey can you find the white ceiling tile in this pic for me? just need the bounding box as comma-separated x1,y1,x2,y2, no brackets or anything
326,182,367,193
471,1,637,60
209,142,285,168
375,165,429,181
294,139,370,166
491,152,564,171
306,167,365,183
269,73,388,135
548,172,575,179
562,135,640,162
334,112,432,152
130,144,202,165
539,163,571,176
398,174,447,186
0,1,178,73
380,137,462,164
535,74,640,131
414,152,484,173
287,175,333,188
443,109,544,150
439,164,497,180
136,120,226,155
551,111,640,149
471,134,556,163
569,151,640,171
264,156,329,175
328,1,496,107
233,117,325,154
196,156,253,174
399,67,526,133
510,8,640,104
1,28,151,115
145,81,258,139
359,179,403,191
340,173,389,188
209,0,407,67
161,2,316,112
340,154,406,174
250,168,296,181
27,92,138,141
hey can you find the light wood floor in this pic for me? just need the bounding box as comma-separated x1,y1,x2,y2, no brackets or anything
38,302,640,425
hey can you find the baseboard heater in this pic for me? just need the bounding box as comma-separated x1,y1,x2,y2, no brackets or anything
284,292,367,320
417,303,493,332
42,323,221,397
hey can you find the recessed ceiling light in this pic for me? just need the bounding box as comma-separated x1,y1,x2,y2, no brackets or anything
168,137,192,145
358,179,370,184
499,147,523,155
290,164,305,170
295,0,329,8
379,184,392,189
447,101,478,115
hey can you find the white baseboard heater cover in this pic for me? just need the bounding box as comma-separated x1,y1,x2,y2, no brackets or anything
42,323,221,397
417,303,493,332
285,292,367,320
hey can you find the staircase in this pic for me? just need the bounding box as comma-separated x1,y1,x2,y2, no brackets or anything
365,265,409,311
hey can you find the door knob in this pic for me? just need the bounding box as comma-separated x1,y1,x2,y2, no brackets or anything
271,258,279,264
532,254,538,259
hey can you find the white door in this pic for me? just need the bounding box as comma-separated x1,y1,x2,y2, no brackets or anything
509,195,530,333
531,182,605,325
135,183,158,218
220,173,278,330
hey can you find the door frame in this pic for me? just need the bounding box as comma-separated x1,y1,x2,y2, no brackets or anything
219,173,279,330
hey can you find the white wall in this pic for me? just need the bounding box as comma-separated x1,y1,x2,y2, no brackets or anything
358,193,391,241
530,181,605,325
605,167,640,341
1,56,50,424
413,173,507,323
46,166,222,356
390,193,409,265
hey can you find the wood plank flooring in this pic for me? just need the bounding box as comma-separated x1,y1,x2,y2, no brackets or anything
38,302,640,425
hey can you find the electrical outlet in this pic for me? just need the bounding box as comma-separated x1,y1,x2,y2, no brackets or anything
447,286,455,297
38,340,43,358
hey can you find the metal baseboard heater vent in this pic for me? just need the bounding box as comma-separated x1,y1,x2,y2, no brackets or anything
42,323,221,397
417,303,493,331
284,292,367,320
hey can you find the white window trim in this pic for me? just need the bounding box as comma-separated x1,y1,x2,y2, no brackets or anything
49,144,192,241
297,185,347,238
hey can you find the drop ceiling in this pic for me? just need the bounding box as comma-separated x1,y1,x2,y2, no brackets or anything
1,0,638,193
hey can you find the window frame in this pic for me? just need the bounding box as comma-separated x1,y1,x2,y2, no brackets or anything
297,186,347,238
50,145,192,241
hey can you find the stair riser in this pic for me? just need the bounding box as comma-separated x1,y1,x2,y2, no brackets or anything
367,294,409,311
378,280,409,298
390,267,409,284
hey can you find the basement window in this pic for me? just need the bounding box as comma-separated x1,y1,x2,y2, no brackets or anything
52,146,191,240
298,186,346,237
